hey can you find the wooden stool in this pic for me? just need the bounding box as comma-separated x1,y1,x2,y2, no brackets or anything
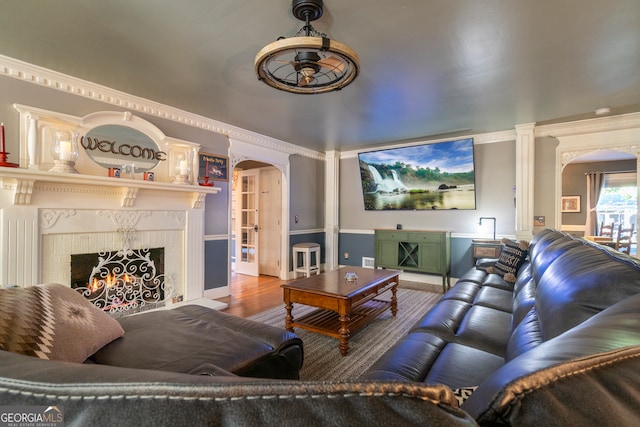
292,243,320,278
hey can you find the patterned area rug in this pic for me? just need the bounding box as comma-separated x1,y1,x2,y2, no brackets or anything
248,288,441,381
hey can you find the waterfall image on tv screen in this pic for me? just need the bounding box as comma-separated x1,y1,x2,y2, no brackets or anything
358,138,476,210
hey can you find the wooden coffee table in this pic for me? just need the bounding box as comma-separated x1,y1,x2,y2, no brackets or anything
281,267,400,356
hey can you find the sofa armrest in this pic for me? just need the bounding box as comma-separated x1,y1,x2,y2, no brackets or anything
0,350,477,427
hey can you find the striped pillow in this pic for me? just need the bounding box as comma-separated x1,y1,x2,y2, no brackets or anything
0,283,124,362
487,238,529,283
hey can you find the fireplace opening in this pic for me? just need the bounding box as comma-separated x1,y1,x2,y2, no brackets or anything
71,248,167,316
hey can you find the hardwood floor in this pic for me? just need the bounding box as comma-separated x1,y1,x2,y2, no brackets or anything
215,272,290,317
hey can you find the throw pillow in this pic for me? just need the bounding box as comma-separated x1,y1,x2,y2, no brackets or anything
452,386,478,407
0,283,124,363
487,238,530,283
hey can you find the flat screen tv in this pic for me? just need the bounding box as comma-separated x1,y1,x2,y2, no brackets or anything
358,138,476,210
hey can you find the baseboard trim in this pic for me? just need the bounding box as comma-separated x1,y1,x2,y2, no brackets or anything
204,286,230,300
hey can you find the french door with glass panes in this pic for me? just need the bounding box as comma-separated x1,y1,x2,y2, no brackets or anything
235,169,260,276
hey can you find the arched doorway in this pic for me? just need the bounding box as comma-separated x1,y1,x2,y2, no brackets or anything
560,150,637,251
231,160,282,281
555,126,640,256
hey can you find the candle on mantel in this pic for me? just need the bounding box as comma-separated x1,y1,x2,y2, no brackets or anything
59,139,73,161
1,122,5,153
179,160,189,175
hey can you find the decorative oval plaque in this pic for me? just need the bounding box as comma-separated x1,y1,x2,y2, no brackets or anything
81,125,166,172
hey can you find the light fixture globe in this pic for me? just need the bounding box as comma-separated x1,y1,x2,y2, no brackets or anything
254,0,360,94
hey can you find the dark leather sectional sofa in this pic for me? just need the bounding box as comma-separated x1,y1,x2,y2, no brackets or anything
363,228,640,425
1,229,639,426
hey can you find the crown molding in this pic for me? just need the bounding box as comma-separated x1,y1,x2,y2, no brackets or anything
535,112,640,138
0,54,324,161
338,129,517,159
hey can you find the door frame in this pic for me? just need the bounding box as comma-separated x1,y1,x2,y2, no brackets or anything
228,139,291,286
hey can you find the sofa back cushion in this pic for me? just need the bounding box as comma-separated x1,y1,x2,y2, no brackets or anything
505,306,542,360
510,269,536,329
530,237,583,286
535,241,640,340
527,228,566,261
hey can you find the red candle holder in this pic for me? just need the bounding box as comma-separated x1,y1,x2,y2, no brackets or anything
0,151,19,168
0,151,20,168
0,122,18,168
199,176,214,187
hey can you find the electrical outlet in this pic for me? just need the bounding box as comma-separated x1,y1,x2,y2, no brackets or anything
343,252,350,259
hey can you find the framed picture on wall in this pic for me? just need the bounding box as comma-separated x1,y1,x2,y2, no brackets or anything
198,152,229,183
561,195,581,213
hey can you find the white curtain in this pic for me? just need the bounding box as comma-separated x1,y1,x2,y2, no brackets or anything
585,171,605,235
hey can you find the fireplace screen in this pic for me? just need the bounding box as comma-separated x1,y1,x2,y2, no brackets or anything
71,248,168,316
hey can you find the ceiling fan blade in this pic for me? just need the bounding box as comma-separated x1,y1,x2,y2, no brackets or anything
318,56,345,73
273,59,296,65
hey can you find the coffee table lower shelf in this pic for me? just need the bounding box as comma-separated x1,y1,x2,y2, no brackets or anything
290,298,391,340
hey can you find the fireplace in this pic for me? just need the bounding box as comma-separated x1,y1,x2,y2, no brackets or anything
71,247,168,316
1,105,224,310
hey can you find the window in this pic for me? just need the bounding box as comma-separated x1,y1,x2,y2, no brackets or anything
597,172,637,244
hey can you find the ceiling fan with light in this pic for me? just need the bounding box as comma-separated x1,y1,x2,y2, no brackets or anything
254,0,360,94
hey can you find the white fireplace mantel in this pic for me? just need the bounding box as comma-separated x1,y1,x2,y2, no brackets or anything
0,167,219,207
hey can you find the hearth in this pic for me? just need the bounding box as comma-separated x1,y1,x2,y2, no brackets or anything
71,247,169,316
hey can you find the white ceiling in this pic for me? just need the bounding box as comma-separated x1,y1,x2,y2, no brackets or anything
0,0,638,153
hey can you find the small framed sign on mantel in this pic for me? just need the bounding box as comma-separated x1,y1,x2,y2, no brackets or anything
198,152,228,183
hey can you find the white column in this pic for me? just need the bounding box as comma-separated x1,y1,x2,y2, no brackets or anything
515,123,536,240
0,205,39,287
27,116,39,169
324,150,340,271
183,209,205,301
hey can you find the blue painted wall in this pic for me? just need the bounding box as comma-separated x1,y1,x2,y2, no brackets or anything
204,239,228,290
338,233,375,267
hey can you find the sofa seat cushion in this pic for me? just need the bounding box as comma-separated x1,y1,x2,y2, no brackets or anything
472,286,512,313
410,299,472,339
454,306,512,356
440,281,481,304
92,305,303,379
424,343,505,390
360,332,448,382
456,268,489,285
479,274,513,291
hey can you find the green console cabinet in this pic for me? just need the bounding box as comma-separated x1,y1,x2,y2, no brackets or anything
374,229,451,292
